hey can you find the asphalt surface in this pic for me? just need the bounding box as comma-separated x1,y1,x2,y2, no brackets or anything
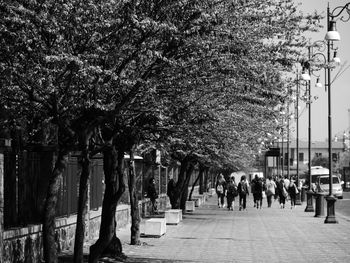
113,194,350,263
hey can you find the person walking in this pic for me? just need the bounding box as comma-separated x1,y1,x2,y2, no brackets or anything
147,178,159,214
167,177,176,209
226,176,238,211
288,177,298,209
265,176,277,208
216,174,227,208
276,175,287,209
254,176,264,209
238,175,249,211
251,174,258,207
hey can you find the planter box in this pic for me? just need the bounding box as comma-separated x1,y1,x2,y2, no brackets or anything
193,195,205,204
185,201,195,212
165,209,182,225
144,218,166,237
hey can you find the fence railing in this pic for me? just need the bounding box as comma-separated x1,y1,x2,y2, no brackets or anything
3,149,105,229
2,148,202,230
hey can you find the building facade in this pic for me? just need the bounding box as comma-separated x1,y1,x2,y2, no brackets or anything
266,139,346,177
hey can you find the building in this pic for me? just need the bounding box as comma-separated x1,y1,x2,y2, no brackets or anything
266,139,346,177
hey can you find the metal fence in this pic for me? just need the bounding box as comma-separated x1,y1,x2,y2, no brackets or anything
3,149,104,229
3,147,200,230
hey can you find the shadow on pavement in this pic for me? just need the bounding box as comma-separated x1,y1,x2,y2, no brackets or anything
125,257,197,262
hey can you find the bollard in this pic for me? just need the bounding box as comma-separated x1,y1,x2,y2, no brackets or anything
304,190,315,212
314,192,325,217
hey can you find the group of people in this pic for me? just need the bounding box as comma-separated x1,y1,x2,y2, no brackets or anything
215,173,249,211
215,173,300,211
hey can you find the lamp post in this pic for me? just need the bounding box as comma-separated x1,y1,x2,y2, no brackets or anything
324,2,350,224
301,59,314,212
295,70,302,205
301,40,329,212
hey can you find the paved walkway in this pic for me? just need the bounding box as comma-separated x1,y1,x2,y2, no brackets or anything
115,194,350,263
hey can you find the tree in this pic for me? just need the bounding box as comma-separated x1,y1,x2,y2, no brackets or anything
312,156,329,168
0,0,322,262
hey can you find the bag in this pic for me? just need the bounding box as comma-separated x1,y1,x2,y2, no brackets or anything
228,184,238,197
217,184,224,194
282,187,288,198
232,184,238,197
266,189,273,196
295,184,299,194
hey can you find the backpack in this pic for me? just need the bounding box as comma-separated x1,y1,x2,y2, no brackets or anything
228,183,238,197
239,182,246,195
216,184,224,194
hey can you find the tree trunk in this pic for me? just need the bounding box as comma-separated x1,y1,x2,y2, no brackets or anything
43,150,68,263
199,165,204,194
89,145,126,263
172,159,189,209
189,172,201,201
203,167,209,192
180,164,194,210
74,148,91,263
127,150,141,245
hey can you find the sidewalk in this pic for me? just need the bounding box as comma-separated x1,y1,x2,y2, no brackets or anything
115,195,350,263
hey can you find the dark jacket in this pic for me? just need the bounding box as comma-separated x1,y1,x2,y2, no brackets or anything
238,181,249,195
147,183,158,200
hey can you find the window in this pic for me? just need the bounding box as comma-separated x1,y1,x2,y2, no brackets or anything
332,153,338,162
299,152,304,162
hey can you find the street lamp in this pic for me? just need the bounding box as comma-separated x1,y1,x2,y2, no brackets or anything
324,2,350,224
301,41,326,212
295,70,302,205
301,58,314,212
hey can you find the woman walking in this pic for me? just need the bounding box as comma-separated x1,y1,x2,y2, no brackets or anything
276,175,286,209
238,175,249,211
226,176,238,210
216,174,227,208
288,177,298,209
265,176,277,208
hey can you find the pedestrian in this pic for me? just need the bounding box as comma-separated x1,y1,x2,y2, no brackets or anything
251,174,258,207
283,175,290,190
276,175,287,209
167,177,176,208
216,174,227,208
226,176,238,211
254,176,264,209
288,177,299,209
238,175,249,211
265,176,277,208
147,178,159,214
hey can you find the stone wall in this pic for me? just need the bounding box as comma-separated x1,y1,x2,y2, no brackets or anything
1,195,171,262
2,205,131,262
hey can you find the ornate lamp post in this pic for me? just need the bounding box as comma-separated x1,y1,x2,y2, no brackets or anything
300,41,327,212
324,2,350,224
300,59,314,212
295,70,302,205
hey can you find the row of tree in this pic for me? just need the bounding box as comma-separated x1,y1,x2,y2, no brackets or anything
0,0,321,262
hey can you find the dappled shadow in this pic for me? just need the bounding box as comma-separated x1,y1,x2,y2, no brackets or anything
124,257,199,262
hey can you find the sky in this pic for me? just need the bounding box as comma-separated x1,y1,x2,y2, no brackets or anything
290,0,350,142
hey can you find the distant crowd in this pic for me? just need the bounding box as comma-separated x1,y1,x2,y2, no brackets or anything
215,173,301,211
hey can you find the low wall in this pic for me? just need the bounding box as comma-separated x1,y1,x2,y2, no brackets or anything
2,204,131,263
2,195,169,262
